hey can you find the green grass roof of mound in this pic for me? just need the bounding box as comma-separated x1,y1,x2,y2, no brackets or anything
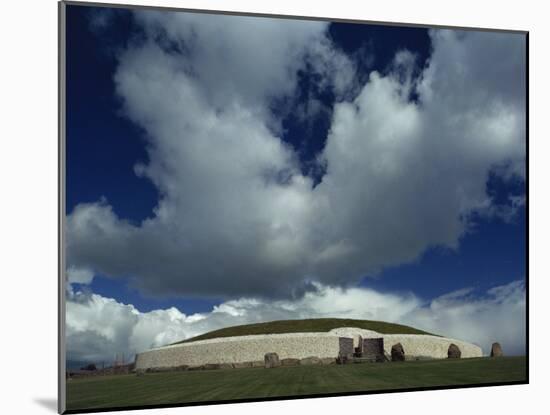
172,318,436,345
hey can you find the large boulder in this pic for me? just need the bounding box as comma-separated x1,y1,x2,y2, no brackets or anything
490,342,504,357
391,343,406,362
320,358,336,365
281,358,300,366
233,362,253,369
264,352,281,368
448,344,462,359
300,356,321,365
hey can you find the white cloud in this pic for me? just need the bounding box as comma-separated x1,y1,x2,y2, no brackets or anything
311,29,525,281
133,10,330,131
67,266,94,285
66,15,525,299
406,280,526,356
304,35,358,98
66,280,525,363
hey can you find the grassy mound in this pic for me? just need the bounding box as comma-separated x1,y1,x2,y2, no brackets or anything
172,318,435,345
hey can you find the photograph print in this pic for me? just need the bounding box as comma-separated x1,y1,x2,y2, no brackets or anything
60,2,527,413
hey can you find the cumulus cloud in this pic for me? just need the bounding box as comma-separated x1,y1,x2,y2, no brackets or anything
66,279,525,363
405,280,526,355
66,11,526,300
67,266,94,285
311,30,526,284
133,10,330,131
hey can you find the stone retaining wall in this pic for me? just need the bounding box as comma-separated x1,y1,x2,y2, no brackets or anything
135,333,346,370
135,328,483,370
329,328,482,359
382,334,482,359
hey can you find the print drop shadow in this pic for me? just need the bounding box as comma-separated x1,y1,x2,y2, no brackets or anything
34,397,57,413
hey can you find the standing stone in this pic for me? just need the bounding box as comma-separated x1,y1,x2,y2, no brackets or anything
391,343,406,362
490,342,504,357
336,354,349,365
448,343,461,358
339,337,354,358
264,352,281,368
356,335,364,356
362,338,385,362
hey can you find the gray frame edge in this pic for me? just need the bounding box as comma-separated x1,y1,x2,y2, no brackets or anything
58,1,67,413
62,0,528,34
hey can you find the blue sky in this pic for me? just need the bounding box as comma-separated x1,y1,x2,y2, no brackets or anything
65,5,526,361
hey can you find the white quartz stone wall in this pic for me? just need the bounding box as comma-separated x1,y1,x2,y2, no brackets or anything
329,327,382,348
328,328,483,359
382,334,482,359
135,327,483,370
135,333,344,370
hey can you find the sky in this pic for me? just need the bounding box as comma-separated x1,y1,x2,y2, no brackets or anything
65,4,526,365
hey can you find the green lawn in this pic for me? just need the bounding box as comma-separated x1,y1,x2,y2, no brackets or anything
66,357,526,411
173,318,435,345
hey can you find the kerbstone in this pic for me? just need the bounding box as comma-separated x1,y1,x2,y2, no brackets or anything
264,352,281,368
281,358,300,366
391,343,406,362
448,344,462,359
300,356,321,365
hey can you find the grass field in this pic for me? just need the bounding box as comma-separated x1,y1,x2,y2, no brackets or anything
173,318,435,344
66,356,526,411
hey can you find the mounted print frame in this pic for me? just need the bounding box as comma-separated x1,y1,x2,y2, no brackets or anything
59,1,528,413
